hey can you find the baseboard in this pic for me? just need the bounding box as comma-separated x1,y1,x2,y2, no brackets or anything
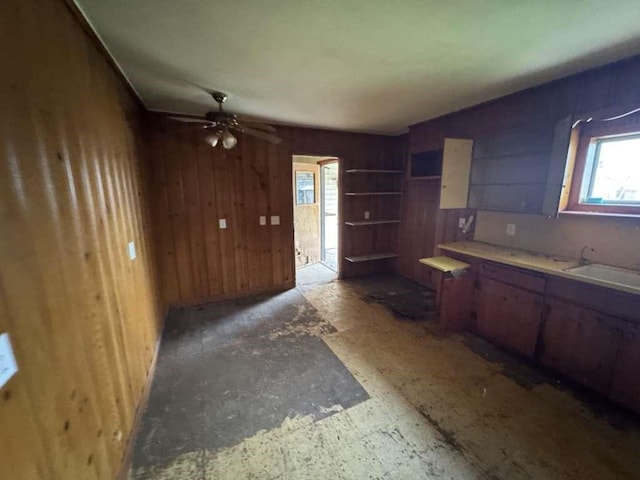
116,309,166,480
172,282,297,308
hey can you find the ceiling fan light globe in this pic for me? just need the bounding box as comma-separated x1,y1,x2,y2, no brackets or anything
204,132,221,147
222,131,237,149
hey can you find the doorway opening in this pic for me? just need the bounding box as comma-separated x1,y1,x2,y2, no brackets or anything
292,156,339,285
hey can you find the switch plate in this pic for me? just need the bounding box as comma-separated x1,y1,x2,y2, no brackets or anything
127,241,136,260
259,216,266,226
506,223,516,236
458,218,466,228
364,211,370,220
270,215,280,225
0,333,18,389
219,219,227,229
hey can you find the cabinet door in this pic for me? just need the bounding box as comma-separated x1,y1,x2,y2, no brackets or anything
474,278,543,358
540,298,622,394
609,322,640,414
440,138,473,209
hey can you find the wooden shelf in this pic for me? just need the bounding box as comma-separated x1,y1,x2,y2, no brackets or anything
345,192,402,196
345,219,401,226
409,175,441,181
345,253,399,263
346,169,404,174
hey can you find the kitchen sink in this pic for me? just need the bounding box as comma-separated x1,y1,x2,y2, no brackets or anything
564,263,640,290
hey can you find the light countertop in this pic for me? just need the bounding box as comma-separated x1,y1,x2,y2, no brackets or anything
437,241,640,296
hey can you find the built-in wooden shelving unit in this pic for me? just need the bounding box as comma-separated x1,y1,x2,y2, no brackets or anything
343,165,403,265
345,219,401,226
345,253,399,263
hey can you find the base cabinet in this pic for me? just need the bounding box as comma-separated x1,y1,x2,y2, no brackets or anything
609,322,640,411
474,277,543,359
438,253,640,414
539,298,622,394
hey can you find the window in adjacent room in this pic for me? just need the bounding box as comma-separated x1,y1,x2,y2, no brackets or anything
567,118,640,215
295,171,315,205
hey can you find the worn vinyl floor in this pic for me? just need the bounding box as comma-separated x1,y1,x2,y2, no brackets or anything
128,274,640,480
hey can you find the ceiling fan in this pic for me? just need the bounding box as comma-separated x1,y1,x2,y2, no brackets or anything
166,91,282,149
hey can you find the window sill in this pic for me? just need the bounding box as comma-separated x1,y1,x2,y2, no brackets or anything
559,210,640,219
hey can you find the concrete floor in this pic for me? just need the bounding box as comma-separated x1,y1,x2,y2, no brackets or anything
128,274,640,479
296,262,337,286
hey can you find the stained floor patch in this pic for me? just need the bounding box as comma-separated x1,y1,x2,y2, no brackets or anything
129,276,640,480
130,289,368,474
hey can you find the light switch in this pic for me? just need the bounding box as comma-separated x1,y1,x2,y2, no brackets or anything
127,241,136,260
219,219,227,229
0,333,18,388
506,224,516,236
270,216,280,225
364,211,370,220
458,218,466,228
259,216,266,226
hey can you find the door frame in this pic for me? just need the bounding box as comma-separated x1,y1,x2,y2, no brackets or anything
290,155,342,284
318,159,339,272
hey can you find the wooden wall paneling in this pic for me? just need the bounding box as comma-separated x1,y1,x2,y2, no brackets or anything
183,133,209,299
146,121,402,305
398,180,440,285
244,137,261,289
216,148,237,294
0,1,161,478
268,142,285,286
196,131,222,297
148,124,180,302
164,132,194,300
257,140,274,289
402,55,640,282
279,143,295,287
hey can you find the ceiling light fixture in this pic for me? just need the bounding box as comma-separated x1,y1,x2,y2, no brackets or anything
221,130,237,149
204,131,221,147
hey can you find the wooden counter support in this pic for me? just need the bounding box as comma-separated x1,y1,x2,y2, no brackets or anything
419,256,473,333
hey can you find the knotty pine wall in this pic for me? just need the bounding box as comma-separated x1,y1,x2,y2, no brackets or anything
144,117,404,306
0,1,161,479
400,55,640,285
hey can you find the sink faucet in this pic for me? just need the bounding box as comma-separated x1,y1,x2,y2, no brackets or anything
578,246,594,266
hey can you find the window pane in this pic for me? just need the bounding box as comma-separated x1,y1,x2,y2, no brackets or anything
589,137,640,204
295,172,315,205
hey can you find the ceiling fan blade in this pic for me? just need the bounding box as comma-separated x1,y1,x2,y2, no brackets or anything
167,115,213,124
237,119,277,133
238,126,282,144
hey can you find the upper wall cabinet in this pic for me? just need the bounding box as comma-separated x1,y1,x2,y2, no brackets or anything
468,116,572,216
440,138,474,209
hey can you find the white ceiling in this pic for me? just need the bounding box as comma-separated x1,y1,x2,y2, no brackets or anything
75,0,640,134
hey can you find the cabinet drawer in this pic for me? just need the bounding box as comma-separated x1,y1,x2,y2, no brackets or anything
480,262,545,293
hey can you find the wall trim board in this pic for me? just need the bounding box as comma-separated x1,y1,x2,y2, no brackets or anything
115,323,165,480
62,0,143,108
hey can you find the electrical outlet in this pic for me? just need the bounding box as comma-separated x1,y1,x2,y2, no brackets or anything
364,211,370,220
270,215,280,225
0,333,18,388
259,216,266,226
127,241,136,260
506,223,516,236
219,218,227,229
458,218,466,228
